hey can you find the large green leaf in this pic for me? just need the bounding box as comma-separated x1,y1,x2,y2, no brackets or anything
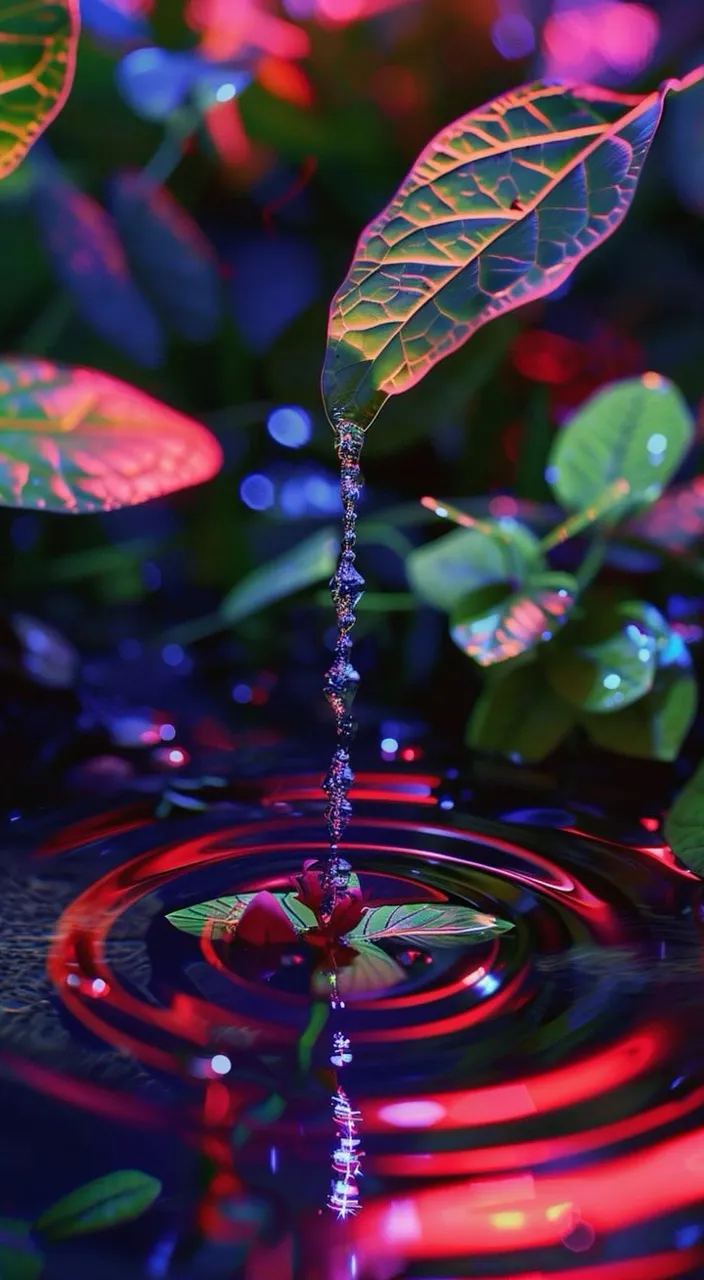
546,375,694,514
0,1219,43,1280
665,760,704,875
544,600,667,713
323,78,681,430
165,893,317,939
582,667,697,761
221,528,338,625
312,943,405,1000
450,572,577,667
35,1171,162,1240
406,520,542,613
466,663,575,762
0,359,222,512
0,1,79,181
346,903,513,947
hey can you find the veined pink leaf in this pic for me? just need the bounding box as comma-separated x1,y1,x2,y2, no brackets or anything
0,359,222,512
0,0,79,180
323,74,698,430
345,903,513,948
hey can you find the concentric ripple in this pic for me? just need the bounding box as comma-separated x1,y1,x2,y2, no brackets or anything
7,771,704,1277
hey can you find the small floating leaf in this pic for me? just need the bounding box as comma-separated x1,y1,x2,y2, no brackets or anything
323,79,679,429
346,903,513,947
544,600,666,713
35,1171,162,1240
0,1219,44,1280
166,893,317,939
450,572,577,667
32,176,164,367
583,666,697,761
407,521,541,613
0,0,79,180
313,943,405,1000
221,527,338,625
111,172,222,343
665,760,704,874
0,358,222,512
466,663,575,762
546,374,694,514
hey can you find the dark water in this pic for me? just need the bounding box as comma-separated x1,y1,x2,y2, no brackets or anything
3,756,704,1278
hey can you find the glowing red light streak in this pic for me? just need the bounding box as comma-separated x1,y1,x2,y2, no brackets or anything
367,1025,666,1130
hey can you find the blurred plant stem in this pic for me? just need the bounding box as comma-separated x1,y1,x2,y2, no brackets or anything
141,108,198,188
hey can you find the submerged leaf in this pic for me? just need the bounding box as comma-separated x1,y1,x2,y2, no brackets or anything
111,172,223,343
35,1171,162,1240
346,903,512,946
0,0,79,180
0,358,222,512
407,521,541,613
323,78,681,429
221,527,338,625
450,572,577,666
546,374,694,514
32,175,164,368
466,662,575,762
545,600,668,713
312,943,405,1000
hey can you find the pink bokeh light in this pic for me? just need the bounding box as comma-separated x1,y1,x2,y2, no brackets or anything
542,1,659,82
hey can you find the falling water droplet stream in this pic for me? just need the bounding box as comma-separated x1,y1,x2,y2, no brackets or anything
320,419,367,1214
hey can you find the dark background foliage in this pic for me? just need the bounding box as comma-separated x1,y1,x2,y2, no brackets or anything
4,0,704,757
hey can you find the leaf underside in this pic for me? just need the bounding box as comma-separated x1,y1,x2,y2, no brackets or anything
451,572,577,667
323,79,669,429
0,0,79,180
0,358,222,512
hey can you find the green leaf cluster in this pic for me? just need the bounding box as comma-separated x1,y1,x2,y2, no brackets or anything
407,374,698,763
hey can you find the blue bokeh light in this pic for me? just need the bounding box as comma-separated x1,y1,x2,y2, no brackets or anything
267,406,312,449
240,474,275,510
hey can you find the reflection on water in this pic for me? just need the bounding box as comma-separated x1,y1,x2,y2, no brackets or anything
2,766,704,1277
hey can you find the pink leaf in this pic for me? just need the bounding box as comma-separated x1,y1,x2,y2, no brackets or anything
0,358,222,512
